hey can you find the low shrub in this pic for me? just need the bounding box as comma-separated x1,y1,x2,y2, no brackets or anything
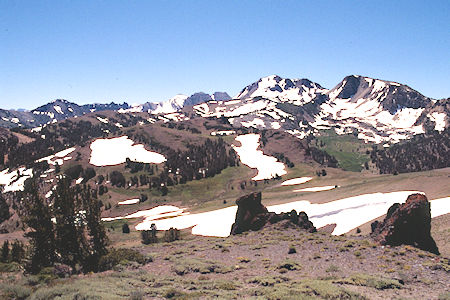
0,261,21,272
337,273,403,290
164,228,180,243
288,245,296,254
98,248,149,271
0,283,31,300
277,260,301,271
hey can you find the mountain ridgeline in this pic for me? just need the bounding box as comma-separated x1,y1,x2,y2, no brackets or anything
0,74,449,175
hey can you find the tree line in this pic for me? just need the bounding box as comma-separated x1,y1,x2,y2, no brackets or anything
370,127,449,174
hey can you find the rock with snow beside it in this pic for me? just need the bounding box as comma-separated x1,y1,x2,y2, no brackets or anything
106,190,449,238
89,136,166,166
230,192,316,235
371,193,439,254
230,192,268,234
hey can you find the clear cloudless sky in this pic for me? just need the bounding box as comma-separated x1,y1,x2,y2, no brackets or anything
1,0,449,109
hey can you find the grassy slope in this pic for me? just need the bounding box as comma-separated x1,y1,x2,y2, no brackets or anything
314,130,371,172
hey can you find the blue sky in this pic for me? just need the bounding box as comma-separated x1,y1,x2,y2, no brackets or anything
1,0,449,109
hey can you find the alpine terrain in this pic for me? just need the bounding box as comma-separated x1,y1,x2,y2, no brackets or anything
0,74,449,299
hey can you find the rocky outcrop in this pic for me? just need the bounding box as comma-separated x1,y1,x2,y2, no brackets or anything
371,193,439,254
230,192,316,235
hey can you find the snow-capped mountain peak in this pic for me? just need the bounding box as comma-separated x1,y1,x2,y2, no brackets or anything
327,75,431,113
150,94,189,114
235,75,327,105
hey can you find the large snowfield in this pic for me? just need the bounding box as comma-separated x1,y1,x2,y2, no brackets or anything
105,191,450,237
89,136,166,166
232,134,287,180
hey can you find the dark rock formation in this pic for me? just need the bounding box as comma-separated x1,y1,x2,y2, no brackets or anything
371,193,439,254
230,192,316,235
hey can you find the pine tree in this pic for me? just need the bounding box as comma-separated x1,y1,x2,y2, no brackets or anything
82,186,108,272
21,179,56,274
1,240,9,263
0,194,10,223
11,240,25,263
53,178,87,268
122,223,130,234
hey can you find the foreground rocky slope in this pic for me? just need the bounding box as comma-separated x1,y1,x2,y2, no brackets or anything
0,190,448,299
1,221,448,299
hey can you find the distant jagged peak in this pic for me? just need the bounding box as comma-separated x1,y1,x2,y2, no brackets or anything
235,74,327,104
211,92,231,101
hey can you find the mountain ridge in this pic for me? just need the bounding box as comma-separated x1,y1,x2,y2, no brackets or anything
0,75,448,144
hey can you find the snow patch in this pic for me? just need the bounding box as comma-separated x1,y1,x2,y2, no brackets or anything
241,118,265,128
211,130,235,136
293,185,337,192
0,167,33,193
271,122,281,129
89,136,166,166
96,116,108,124
118,199,140,205
427,112,446,131
232,134,286,180
281,177,313,186
102,205,185,222
36,147,76,166
54,105,63,114
430,197,450,218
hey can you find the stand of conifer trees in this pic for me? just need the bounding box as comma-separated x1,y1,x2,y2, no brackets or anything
20,178,108,274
